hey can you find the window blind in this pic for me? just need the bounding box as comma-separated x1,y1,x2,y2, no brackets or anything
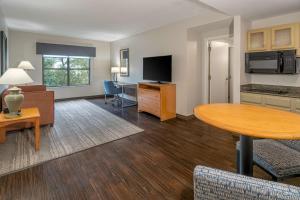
36,42,96,57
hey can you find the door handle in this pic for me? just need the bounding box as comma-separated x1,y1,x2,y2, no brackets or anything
226,75,231,81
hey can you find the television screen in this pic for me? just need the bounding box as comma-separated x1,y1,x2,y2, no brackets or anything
143,55,172,82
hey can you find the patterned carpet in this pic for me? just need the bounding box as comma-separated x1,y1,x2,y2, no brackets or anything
0,100,143,177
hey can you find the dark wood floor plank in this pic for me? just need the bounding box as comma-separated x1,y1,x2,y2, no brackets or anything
0,98,298,200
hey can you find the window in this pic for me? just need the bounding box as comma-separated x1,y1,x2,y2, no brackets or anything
43,55,90,87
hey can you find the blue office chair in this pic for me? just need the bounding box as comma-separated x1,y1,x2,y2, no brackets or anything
103,80,122,105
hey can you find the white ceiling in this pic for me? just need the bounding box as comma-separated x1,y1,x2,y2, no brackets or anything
0,0,217,41
198,0,300,20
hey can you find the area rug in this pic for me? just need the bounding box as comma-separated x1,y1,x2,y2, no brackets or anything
0,99,143,177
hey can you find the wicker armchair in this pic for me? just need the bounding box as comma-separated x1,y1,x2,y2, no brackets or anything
194,165,300,200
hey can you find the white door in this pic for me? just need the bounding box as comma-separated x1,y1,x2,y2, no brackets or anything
209,41,229,103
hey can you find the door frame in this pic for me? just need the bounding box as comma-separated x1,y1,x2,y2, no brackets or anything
203,34,232,104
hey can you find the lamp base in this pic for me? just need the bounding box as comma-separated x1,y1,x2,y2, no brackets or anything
4,86,24,119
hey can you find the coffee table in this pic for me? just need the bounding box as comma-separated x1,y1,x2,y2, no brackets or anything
0,107,41,151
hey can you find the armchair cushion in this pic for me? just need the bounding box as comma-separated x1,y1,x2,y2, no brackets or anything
237,139,300,178
194,165,300,200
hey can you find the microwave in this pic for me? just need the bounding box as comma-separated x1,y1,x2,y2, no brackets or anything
245,50,298,74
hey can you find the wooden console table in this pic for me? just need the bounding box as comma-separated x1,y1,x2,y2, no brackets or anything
0,108,41,151
138,82,176,121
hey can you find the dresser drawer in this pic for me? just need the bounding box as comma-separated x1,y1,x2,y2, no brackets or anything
138,83,176,121
138,88,160,100
138,97,160,117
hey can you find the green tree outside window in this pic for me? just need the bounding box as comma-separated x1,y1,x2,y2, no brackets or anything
43,56,90,87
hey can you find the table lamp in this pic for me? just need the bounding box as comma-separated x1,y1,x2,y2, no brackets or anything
0,68,33,118
17,61,35,70
120,67,128,74
111,66,120,82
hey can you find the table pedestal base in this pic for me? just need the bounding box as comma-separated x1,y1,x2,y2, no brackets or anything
239,135,253,176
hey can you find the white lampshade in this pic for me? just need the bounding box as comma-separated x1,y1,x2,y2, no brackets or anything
111,66,120,73
17,61,35,70
0,68,33,85
120,67,128,73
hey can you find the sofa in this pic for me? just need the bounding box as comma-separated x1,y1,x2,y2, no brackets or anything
1,85,55,127
194,165,300,200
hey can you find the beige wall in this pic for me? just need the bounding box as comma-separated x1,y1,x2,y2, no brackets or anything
247,11,300,87
9,30,111,99
233,16,250,103
0,8,7,35
0,9,8,93
251,11,300,29
111,11,229,116
193,25,232,105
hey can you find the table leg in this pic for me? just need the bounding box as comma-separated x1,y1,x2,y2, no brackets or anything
35,118,41,151
0,128,6,143
239,135,253,176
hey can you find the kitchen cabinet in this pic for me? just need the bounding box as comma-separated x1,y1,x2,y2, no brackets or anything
263,95,291,111
247,29,271,52
292,99,300,114
247,23,300,55
241,92,300,113
271,23,298,50
241,92,263,105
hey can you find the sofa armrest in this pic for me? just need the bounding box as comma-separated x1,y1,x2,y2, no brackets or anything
194,165,300,200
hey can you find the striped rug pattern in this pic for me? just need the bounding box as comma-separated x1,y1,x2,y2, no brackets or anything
0,100,143,176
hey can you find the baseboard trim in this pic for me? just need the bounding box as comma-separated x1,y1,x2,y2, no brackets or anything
55,95,109,102
176,114,195,121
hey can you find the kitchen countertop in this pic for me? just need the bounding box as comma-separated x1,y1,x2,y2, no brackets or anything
241,84,300,98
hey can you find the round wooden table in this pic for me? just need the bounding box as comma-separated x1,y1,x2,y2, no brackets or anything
194,103,300,176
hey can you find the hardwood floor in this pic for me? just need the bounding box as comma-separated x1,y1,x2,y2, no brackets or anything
0,98,297,200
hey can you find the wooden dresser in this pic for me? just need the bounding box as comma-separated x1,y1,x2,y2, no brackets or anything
138,82,176,121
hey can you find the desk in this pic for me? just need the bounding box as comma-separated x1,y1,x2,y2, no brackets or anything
115,82,137,108
194,103,300,176
0,108,41,151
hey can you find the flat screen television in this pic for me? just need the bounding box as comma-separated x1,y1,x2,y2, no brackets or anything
143,55,172,82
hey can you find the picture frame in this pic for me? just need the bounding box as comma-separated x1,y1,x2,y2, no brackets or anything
120,48,129,77
0,31,7,75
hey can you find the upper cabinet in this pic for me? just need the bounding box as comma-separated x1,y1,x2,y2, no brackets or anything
247,29,270,52
271,24,297,50
247,22,300,55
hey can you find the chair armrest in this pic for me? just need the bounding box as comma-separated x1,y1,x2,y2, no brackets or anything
194,165,300,200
